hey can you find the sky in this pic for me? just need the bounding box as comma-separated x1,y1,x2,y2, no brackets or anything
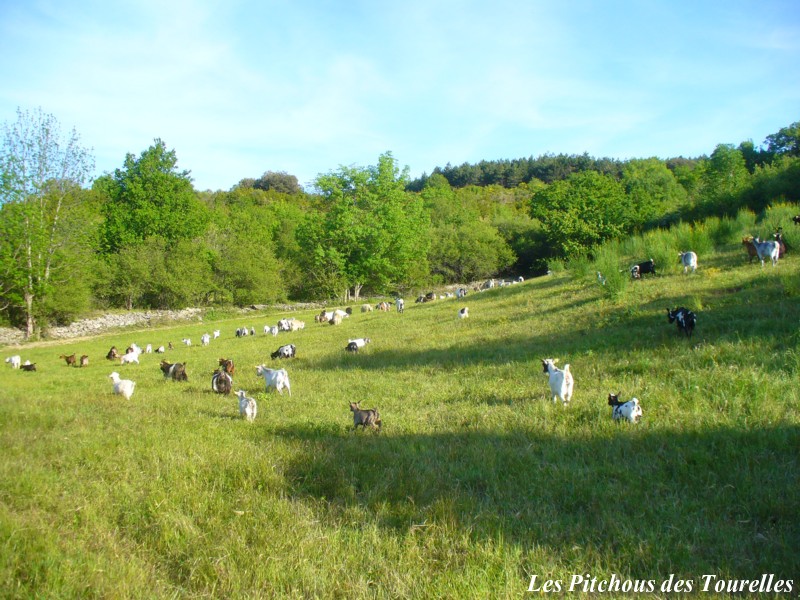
1,0,799,191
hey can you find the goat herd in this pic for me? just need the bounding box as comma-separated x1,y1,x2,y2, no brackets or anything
4,220,795,430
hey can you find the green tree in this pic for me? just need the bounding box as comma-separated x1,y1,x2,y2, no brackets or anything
98,139,209,253
764,120,800,157
254,170,303,194
298,152,430,300
0,107,95,337
530,171,630,258
621,158,688,228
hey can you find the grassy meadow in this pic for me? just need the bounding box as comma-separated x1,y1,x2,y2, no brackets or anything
1,215,799,598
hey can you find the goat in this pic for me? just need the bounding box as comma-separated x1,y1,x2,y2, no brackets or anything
219,357,235,375
200,333,211,346
5,355,21,369
79,355,89,367
160,360,188,381
20,363,37,372
106,346,119,360
395,298,404,313
329,313,343,326
630,259,656,279
119,350,139,365
278,318,293,332
255,365,291,395
456,287,467,299
458,307,469,319
376,301,391,312
108,372,136,400
182,338,192,347
773,230,786,258
145,344,153,353
349,402,382,430
155,345,166,353
236,390,258,422
793,215,800,226
345,338,370,353
213,330,221,339
289,320,305,331
415,295,426,304
271,344,296,360
742,236,759,263
608,392,643,423
679,251,698,274
60,353,77,367
541,358,574,406
211,369,233,394
345,341,360,353
361,304,374,313
666,307,696,338
752,237,780,267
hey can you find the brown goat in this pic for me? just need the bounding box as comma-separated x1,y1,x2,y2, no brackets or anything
106,346,119,360
742,237,758,263
349,402,382,431
218,357,235,375
59,354,76,367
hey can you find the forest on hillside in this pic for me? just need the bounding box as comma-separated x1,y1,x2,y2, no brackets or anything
1,107,799,338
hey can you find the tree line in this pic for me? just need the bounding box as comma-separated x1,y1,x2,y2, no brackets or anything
1,107,798,338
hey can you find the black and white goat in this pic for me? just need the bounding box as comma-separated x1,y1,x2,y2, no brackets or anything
271,344,296,360
666,307,696,338
630,259,656,279
608,392,643,423
211,369,233,394
541,358,574,406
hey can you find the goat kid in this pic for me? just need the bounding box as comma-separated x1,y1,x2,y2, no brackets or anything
236,390,258,422
255,365,291,395
666,307,696,338
679,251,698,274
108,372,136,399
5,355,21,369
608,392,643,423
218,357,235,375
211,369,233,394
160,360,188,381
349,402,382,430
541,358,574,406
271,344,296,360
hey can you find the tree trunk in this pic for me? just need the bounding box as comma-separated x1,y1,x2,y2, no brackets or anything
353,283,363,301
24,291,35,339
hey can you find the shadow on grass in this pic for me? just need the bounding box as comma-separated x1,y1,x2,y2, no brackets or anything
266,423,800,578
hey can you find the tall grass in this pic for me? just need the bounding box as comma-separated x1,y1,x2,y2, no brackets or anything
1,209,798,598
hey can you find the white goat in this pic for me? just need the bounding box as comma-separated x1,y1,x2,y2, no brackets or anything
236,390,258,422
679,251,698,274
213,330,221,339
155,345,166,353
119,350,140,365
145,344,153,353
108,372,136,399
255,365,291,396
348,338,371,348
458,307,469,319
200,333,211,346
182,338,192,347
608,392,643,423
541,358,574,406
270,325,279,336
752,237,780,267
5,355,21,369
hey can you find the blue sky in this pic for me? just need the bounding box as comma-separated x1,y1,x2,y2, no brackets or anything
1,0,798,191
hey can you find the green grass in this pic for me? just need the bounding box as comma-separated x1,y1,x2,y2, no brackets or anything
1,236,799,598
